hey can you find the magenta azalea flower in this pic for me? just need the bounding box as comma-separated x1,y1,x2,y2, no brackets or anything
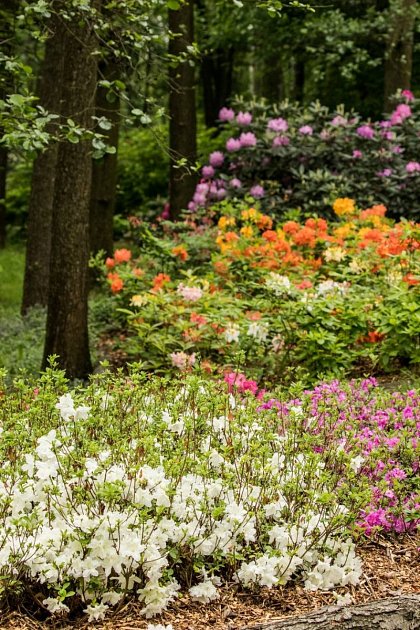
357,125,374,139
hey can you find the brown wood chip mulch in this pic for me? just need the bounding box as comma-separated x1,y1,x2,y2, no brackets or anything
1,535,419,630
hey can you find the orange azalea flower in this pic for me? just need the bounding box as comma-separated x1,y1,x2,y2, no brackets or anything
224,231,240,243
359,204,387,220
293,227,316,248
297,279,313,290
190,312,207,326
172,245,189,261
151,273,170,293
213,260,229,275
257,215,273,230
262,229,277,242
105,257,115,269
283,220,300,234
403,273,419,286
107,273,124,293
246,311,262,320
114,248,132,263
132,268,144,278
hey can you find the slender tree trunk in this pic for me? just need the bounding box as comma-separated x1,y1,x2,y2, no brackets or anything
0,148,7,249
42,3,100,378
89,60,120,259
293,57,305,103
21,11,64,313
247,595,420,630
0,0,19,249
259,52,283,102
384,0,416,110
168,0,197,219
201,47,235,128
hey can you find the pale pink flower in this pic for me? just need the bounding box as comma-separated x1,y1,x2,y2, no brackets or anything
209,151,224,167
177,283,203,301
267,117,288,133
170,351,196,370
219,107,235,121
239,132,257,147
236,111,252,126
226,137,241,152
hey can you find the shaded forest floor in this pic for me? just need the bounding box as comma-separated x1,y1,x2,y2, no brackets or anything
1,535,419,629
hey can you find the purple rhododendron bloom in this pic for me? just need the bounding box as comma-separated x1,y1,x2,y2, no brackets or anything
201,165,215,178
250,184,265,198
209,151,224,167
377,168,393,177
267,117,288,133
402,89,414,101
272,135,290,147
236,111,253,126
353,150,363,158
331,115,347,126
218,107,235,122
390,104,412,125
406,161,420,173
239,132,257,147
299,125,313,135
357,125,374,139
230,177,242,188
226,137,241,152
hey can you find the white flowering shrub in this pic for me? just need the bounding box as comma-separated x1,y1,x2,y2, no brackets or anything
0,367,364,621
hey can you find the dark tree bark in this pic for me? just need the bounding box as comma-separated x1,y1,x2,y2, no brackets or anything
245,595,420,630
21,11,64,313
293,57,305,103
0,147,7,249
42,3,100,379
89,59,120,259
201,47,235,128
168,0,197,220
258,52,283,103
384,0,416,111
0,0,19,249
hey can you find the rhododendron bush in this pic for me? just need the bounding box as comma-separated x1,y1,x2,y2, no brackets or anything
191,91,420,220
100,199,419,382
0,368,418,622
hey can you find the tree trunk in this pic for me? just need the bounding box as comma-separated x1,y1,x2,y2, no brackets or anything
168,0,197,219
42,3,100,379
0,147,7,249
0,0,19,249
245,595,420,630
21,11,64,313
259,53,283,103
201,47,235,128
384,0,416,111
89,59,120,259
293,57,305,103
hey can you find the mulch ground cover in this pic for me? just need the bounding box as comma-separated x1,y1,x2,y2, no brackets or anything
2,534,419,630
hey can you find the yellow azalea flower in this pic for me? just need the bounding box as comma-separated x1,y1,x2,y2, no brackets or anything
131,294,145,307
334,223,355,239
240,226,254,238
241,207,259,222
333,198,356,216
276,228,286,240
218,216,236,230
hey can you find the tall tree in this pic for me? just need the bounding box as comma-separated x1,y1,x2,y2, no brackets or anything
21,11,64,313
384,0,417,110
42,2,100,378
89,59,120,259
0,0,19,249
168,0,197,219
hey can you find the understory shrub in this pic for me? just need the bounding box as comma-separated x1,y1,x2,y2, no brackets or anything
0,368,418,622
190,91,420,220
99,199,419,383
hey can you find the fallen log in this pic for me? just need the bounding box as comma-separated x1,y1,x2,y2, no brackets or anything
243,594,420,630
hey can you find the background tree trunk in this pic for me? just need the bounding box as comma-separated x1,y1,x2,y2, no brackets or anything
384,0,416,110
201,47,235,128
42,4,100,379
21,11,64,313
89,59,120,259
0,0,19,249
246,595,420,630
168,0,197,219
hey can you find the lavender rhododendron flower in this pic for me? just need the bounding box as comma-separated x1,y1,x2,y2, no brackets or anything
272,135,290,147
209,151,224,167
239,132,257,148
226,137,242,152
406,161,420,173
390,104,412,125
202,165,215,178
250,184,264,198
357,125,374,139
267,117,288,133
236,111,253,126
218,107,235,122
299,125,313,135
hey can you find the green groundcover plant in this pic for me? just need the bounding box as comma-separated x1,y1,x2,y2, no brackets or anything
0,367,418,622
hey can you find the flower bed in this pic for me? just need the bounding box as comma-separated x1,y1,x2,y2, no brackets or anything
0,369,418,622
100,200,419,382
